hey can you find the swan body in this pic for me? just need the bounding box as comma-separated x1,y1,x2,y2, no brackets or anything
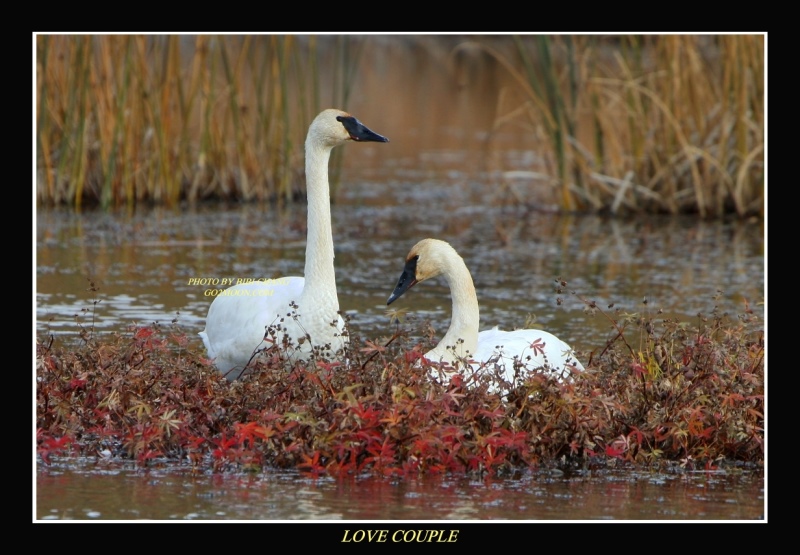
387,238,584,390
200,109,388,380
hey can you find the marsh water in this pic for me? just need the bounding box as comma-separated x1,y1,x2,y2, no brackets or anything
35,197,765,348
35,37,765,521
37,458,763,521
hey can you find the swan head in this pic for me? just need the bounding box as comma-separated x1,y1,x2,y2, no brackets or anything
387,239,460,304
309,109,389,148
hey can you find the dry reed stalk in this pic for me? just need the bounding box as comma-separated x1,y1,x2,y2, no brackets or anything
186,35,210,203
274,35,295,202
36,36,55,202
466,35,763,217
68,36,92,209
36,35,761,216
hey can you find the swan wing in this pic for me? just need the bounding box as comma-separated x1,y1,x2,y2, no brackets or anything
199,277,306,377
475,327,584,382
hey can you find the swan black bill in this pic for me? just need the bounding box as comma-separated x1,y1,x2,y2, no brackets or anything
387,257,418,305
336,115,389,143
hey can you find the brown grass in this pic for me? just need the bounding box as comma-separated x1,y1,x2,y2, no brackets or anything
460,35,764,217
35,35,358,208
36,35,764,217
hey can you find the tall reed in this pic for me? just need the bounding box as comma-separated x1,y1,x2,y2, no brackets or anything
37,35,764,217
35,35,356,208
459,34,764,217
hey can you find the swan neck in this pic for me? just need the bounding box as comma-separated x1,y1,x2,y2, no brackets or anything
301,140,337,301
431,257,480,361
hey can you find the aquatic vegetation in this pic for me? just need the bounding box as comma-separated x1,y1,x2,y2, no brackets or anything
35,35,763,217
36,285,763,477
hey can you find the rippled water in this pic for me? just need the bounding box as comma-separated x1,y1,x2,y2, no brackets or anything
37,458,764,521
35,190,764,355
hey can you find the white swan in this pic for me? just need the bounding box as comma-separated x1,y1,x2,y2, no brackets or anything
387,238,584,390
200,109,388,380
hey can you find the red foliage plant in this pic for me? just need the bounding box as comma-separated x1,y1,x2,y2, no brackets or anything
36,293,764,477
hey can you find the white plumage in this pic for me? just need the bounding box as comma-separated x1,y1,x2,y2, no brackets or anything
199,109,388,380
387,238,584,391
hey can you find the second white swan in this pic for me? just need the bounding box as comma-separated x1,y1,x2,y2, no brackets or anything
387,238,584,389
200,109,389,380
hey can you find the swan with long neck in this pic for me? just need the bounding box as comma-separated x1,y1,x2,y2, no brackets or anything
387,239,584,389
200,109,388,380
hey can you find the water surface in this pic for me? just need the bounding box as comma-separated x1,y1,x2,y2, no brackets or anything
37,459,764,521
35,191,764,353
